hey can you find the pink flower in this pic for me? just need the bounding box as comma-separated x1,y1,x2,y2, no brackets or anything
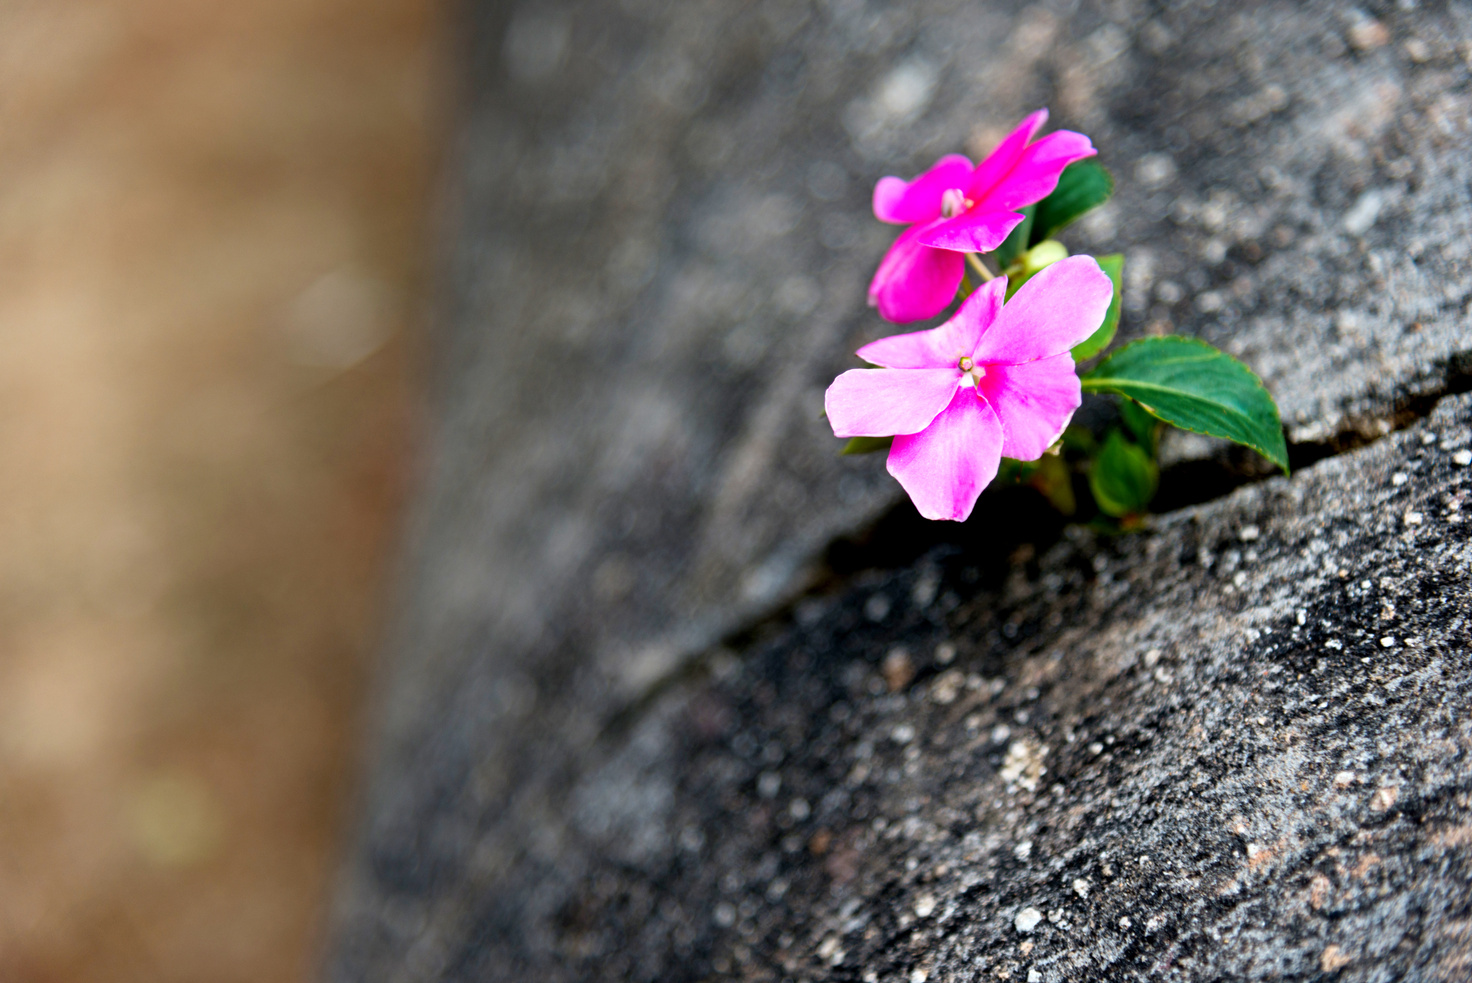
867,109,1096,323
828,256,1113,521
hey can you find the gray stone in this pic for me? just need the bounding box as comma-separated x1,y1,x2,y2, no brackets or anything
476,391,1472,982
327,1,1472,979
344,391,1472,981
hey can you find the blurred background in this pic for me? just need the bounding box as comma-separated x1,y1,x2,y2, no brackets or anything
0,0,442,979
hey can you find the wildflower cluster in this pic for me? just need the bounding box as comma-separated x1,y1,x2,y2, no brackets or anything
827,110,1287,522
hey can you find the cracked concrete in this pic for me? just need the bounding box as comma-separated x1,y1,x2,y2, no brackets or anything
327,1,1472,979
443,391,1469,982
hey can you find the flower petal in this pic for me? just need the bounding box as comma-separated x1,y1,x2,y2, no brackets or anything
971,130,1096,214
872,154,974,224
858,277,1006,368
914,207,1025,253
965,109,1048,202
825,368,962,438
971,255,1114,365
867,222,966,323
976,353,1081,460
887,388,1004,521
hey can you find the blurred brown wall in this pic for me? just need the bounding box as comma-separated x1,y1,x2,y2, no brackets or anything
0,0,441,979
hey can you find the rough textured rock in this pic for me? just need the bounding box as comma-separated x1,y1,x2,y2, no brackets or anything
327,1,1472,979
429,391,1472,982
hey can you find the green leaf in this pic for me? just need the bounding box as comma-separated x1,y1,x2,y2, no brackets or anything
1061,424,1098,455
1030,160,1114,244
840,435,893,456
1071,253,1124,361
992,205,1035,268
1089,429,1158,517
1003,270,1024,300
1118,396,1159,455
1082,336,1289,472
996,457,1032,484
1029,452,1076,515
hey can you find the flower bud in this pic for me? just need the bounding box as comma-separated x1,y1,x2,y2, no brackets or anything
1021,239,1069,277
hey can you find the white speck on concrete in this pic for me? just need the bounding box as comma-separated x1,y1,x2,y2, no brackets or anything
930,670,964,705
844,58,937,143
1000,740,1047,791
1073,878,1092,898
1136,153,1176,188
1015,907,1044,933
1343,188,1385,235
874,60,937,120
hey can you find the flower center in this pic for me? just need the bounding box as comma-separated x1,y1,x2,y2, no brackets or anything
939,188,971,218
957,356,986,385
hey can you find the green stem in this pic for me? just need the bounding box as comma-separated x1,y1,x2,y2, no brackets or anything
965,252,995,282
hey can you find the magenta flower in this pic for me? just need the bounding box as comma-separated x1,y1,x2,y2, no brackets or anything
867,109,1096,323
828,256,1113,521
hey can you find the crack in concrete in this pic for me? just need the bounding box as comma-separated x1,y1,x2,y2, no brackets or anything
601,349,1472,743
